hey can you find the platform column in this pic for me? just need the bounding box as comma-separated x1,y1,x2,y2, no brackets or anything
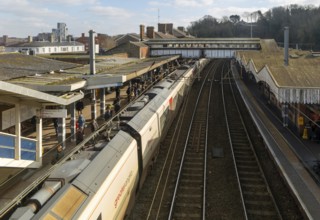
14,103,21,160
36,116,42,162
58,107,66,149
70,103,76,142
91,90,97,120
100,88,106,117
282,103,289,127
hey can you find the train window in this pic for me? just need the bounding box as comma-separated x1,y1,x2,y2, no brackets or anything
145,93,157,100
153,86,164,89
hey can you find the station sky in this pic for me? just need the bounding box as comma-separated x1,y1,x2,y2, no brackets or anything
0,0,319,38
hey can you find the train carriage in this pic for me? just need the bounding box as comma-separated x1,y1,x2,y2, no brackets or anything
10,59,208,220
33,131,139,220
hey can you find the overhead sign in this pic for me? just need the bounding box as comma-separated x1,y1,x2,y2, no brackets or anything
37,109,67,118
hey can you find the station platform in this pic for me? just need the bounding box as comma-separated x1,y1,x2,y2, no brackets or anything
232,65,320,219
1,86,127,179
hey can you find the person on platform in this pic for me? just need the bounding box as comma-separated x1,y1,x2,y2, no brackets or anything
77,114,86,133
53,118,58,136
104,105,113,121
76,128,84,144
113,98,121,113
51,145,64,164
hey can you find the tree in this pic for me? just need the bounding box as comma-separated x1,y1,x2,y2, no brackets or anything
229,15,240,24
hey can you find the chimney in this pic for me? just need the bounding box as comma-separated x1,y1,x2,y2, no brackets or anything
139,24,145,41
50,34,54,43
3,35,8,45
28,36,33,43
146,26,155,39
284,26,289,66
178,26,185,32
81,33,85,38
167,23,173,35
89,30,96,75
158,23,166,34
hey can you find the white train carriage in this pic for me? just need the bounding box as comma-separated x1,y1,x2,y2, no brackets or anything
11,61,203,220
127,67,195,187
33,131,139,220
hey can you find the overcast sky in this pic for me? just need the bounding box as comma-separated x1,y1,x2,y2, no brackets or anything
0,0,319,38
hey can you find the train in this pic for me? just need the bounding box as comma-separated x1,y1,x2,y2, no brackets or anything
10,58,208,220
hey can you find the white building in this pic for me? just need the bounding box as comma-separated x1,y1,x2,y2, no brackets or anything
6,41,85,55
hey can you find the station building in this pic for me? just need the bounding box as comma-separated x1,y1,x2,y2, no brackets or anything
235,39,320,137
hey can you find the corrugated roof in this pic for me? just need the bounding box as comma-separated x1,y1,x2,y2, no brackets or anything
130,41,148,47
0,53,80,81
7,41,84,48
238,39,320,88
155,32,177,39
3,55,179,92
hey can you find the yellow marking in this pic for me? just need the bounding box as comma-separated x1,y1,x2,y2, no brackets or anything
44,186,87,220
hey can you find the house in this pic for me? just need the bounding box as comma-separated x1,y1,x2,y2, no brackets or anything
76,33,100,53
5,37,85,55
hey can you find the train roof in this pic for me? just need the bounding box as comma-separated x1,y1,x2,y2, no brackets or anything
72,131,135,194
127,67,193,133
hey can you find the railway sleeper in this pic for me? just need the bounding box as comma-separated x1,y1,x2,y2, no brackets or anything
231,134,248,139
247,209,278,217
177,179,202,184
240,178,264,185
243,191,270,197
231,140,249,145
232,142,251,148
233,147,252,152
178,188,203,195
242,182,267,189
183,167,203,172
173,211,201,219
175,202,202,209
181,173,203,178
234,155,256,161
238,168,261,174
184,161,203,166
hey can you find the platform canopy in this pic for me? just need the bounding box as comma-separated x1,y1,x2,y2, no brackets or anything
0,81,83,106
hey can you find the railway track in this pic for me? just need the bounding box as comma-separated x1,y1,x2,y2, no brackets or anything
129,59,304,220
222,64,282,219
166,60,215,219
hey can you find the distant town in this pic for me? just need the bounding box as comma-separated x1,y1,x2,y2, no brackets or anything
0,22,192,58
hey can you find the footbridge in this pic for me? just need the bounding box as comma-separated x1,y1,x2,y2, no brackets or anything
145,38,261,58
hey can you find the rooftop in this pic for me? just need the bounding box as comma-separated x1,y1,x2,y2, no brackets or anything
0,53,80,81
3,54,179,91
237,39,320,88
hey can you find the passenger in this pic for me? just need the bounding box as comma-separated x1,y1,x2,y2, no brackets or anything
77,114,86,133
104,105,113,121
51,145,64,164
76,128,84,144
126,86,131,101
114,98,121,113
115,87,121,99
53,118,58,136
91,119,99,132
